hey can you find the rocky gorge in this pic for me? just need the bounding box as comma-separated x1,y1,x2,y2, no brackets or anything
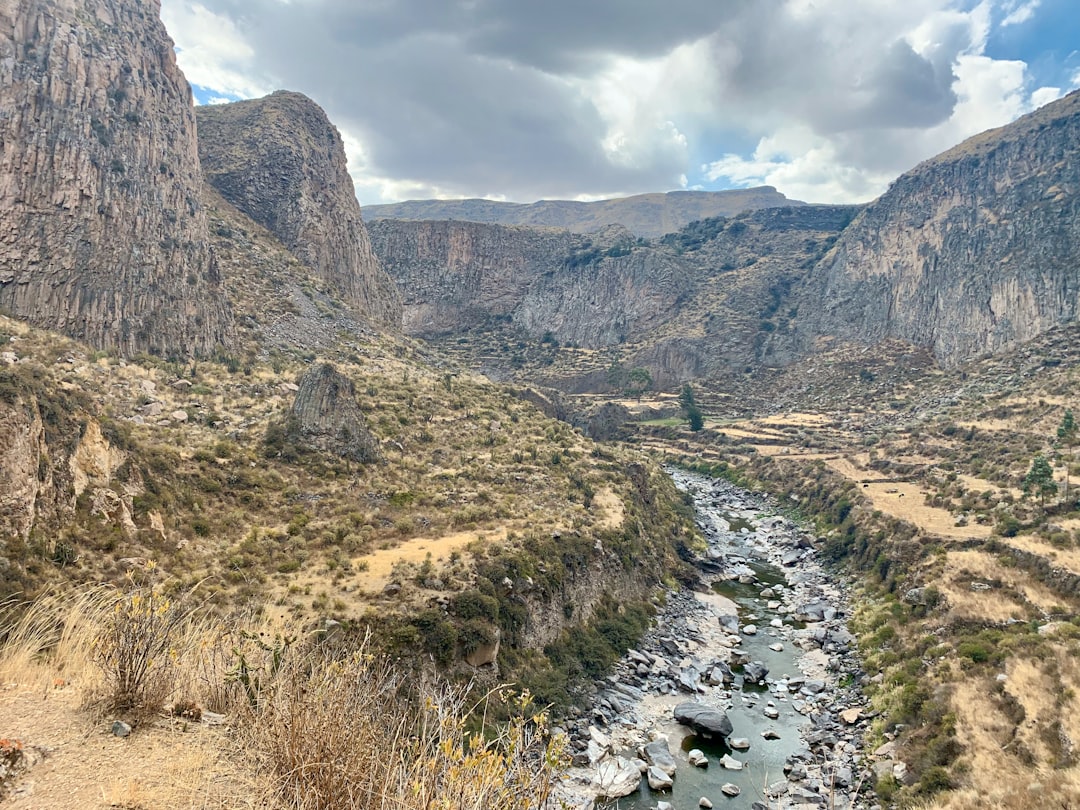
556,471,879,810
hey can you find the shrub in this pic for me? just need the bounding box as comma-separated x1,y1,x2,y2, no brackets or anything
92,586,193,719
244,646,566,810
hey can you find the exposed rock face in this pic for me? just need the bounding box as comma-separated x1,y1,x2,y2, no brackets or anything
0,0,231,355
196,92,402,330
364,187,804,238
801,90,1080,366
372,206,858,390
290,363,379,462
369,219,692,347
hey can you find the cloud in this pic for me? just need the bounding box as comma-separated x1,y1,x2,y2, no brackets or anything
159,0,1063,205
1000,0,1041,26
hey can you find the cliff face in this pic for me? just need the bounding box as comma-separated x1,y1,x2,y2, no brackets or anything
196,92,402,330
0,0,231,356
364,187,804,238
801,90,1080,366
369,219,693,348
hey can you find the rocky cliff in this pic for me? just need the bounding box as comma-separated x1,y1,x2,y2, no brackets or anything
369,219,692,347
196,92,402,330
365,188,804,238
371,206,858,390
800,90,1080,366
0,0,231,356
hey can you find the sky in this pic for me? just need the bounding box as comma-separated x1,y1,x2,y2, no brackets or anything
159,0,1080,206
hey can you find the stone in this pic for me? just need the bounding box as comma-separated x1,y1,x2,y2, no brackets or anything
642,738,677,775
769,643,784,652
647,765,674,790
288,364,380,462
170,410,189,423
763,705,779,719
658,803,674,810
688,748,709,767
674,701,733,739
743,661,769,684
592,757,642,799
719,754,744,770
729,737,751,751
111,720,132,738
762,729,781,740
699,798,713,809
742,624,757,635
840,708,862,725
721,783,741,797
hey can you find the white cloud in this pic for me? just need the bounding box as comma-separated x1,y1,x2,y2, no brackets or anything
1000,0,1041,27
160,2,270,100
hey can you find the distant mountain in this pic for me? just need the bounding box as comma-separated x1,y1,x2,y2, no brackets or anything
363,188,805,238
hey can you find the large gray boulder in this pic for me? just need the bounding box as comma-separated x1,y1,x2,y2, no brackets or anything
674,701,733,739
287,364,379,462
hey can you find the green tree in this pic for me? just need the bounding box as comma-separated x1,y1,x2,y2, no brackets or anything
625,367,653,402
687,406,705,432
1057,409,1077,502
1022,454,1057,508
678,383,696,412
678,383,704,431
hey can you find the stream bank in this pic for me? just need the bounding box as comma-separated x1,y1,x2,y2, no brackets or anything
557,470,873,810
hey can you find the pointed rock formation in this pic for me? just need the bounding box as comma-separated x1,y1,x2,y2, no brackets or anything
290,363,379,463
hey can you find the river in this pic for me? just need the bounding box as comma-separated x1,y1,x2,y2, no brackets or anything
560,469,869,810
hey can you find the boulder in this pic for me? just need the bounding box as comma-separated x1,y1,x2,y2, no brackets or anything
642,738,678,775
674,701,733,739
647,765,674,790
593,757,642,798
743,660,769,684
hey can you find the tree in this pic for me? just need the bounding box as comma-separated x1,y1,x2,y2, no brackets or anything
1058,409,1077,502
1022,454,1057,508
605,361,627,392
687,406,705,432
625,367,652,402
678,383,696,412
679,383,704,431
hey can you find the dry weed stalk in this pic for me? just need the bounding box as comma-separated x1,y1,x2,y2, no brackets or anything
244,643,567,810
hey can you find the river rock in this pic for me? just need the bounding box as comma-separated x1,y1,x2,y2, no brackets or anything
721,783,741,797
729,737,750,750
647,765,674,790
700,798,713,809
688,748,709,767
642,738,677,775
593,757,642,798
743,661,769,684
719,754,744,770
763,705,779,719
674,701,733,738
742,624,758,635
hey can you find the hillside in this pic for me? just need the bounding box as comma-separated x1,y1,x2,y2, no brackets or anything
364,187,804,238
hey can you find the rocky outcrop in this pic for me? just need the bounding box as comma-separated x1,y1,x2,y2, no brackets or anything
0,0,231,356
364,187,804,238
801,90,1080,366
289,363,379,462
196,92,402,330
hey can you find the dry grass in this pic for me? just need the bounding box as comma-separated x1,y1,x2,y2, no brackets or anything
938,550,1068,622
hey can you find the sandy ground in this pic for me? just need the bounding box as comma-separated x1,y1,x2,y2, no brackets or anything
0,684,258,810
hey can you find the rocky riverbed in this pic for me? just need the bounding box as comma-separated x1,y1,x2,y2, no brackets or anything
556,470,875,810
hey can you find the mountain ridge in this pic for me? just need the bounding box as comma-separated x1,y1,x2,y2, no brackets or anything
364,187,805,238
